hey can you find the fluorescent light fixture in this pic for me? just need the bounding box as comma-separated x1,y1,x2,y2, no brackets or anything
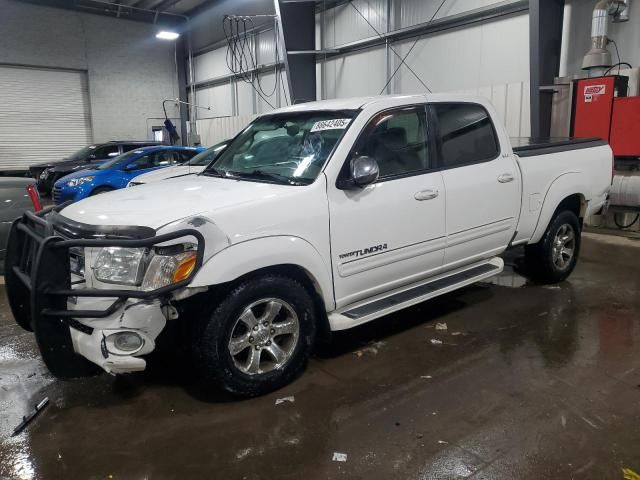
156,31,180,40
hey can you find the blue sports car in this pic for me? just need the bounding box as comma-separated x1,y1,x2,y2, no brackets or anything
53,145,204,204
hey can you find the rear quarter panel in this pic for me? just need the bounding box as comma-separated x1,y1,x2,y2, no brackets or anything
514,144,612,244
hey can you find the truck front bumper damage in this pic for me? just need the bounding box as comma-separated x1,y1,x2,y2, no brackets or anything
5,206,204,378
68,298,167,374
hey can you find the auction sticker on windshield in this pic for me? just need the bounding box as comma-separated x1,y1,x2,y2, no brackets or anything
310,118,351,132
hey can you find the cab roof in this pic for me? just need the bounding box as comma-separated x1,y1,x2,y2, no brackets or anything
266,93,488,115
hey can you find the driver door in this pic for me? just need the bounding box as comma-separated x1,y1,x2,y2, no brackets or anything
327,106,446,308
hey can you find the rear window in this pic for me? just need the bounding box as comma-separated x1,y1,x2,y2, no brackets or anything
433,103,500,168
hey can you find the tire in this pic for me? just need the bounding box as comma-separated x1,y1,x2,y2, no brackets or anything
193,274,317,397
524,210,581,284
35,316,103,379
90,186,113,196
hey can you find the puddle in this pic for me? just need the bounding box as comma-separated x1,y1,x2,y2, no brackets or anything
480,266,529,288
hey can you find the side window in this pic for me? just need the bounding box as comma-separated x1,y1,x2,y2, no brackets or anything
126,154,153,170
122,144,143,153
433,103,500,168
92,145,119,159
152,151,175,167
352,107,429,179
177,150,198,163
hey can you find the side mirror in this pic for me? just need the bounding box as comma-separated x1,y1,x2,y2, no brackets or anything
350,156,379,187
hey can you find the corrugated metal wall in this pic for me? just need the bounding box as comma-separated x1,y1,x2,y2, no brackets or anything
322,0,388,47
196,114,258,146
192,28,284,114
396,0,507,28
389,13,530,93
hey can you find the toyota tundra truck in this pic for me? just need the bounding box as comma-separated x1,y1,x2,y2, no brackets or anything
6,94,612,397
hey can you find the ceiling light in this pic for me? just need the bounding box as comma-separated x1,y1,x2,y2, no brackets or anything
156,31,180,40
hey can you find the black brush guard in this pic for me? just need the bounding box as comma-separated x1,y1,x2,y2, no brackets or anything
5,205,205,378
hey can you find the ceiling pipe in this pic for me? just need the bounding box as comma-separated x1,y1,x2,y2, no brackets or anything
582,0,629,70
613,0,631,22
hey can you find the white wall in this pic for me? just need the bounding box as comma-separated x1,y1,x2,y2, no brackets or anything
191,27,288,123
0,0,180,143
560,0,640,78
317,0,531,135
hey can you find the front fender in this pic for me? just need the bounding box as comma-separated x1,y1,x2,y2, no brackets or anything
530,172,588,244
189,236,335,310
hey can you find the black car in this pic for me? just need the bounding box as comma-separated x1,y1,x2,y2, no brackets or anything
29,140,162,195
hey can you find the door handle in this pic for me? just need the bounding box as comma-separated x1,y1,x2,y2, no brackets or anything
414,189,439,201
498,173,515,183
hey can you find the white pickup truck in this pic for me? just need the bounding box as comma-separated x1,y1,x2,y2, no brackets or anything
6,94,612,397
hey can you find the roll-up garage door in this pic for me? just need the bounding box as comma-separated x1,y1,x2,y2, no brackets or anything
0,65,93,171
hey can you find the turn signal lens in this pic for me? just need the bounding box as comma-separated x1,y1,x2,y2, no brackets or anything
172,254,197,283
141,249,198,291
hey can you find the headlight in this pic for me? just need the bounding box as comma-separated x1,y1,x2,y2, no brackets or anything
40,170,49,180
127,181,143,188
93,247,147,285
67,176,95,187
92,244,197,290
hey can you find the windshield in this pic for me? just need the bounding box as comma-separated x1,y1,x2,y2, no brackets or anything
68,145,96,161
97,149,146,170
187,141,229,166
203,110,358,185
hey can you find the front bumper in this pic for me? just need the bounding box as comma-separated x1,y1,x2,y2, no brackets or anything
5,205,205,377
52,184,83,205
68,297,167,374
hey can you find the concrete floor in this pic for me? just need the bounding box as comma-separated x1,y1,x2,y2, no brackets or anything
1,232,640,480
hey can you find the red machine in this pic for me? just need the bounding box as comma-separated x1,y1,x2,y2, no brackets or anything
572,75,640,158
610,97,640,157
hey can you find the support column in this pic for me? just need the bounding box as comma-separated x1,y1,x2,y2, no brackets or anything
274,0,316,104
176,36,189,145
529,0,565,138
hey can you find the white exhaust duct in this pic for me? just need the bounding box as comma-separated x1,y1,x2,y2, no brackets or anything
582,0,630,70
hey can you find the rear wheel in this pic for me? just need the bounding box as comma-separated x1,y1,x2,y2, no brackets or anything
193,274,316,397
524,210,581,284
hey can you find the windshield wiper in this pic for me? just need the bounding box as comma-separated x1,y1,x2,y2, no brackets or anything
231,170,309,185
201,167,228,178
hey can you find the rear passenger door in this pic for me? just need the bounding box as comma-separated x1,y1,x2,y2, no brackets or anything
432,103,521,269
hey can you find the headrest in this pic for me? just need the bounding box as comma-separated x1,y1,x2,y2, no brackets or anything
376,127,407,149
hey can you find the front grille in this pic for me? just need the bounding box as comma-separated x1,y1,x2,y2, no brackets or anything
52,186,62,204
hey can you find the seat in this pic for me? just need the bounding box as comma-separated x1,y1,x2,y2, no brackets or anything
372,127,422,177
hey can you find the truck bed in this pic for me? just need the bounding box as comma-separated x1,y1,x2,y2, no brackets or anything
511,137,607,157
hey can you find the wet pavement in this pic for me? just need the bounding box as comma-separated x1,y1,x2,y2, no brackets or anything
1,232,640,479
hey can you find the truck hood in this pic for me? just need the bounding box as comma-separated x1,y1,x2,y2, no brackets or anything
132,165,205,185
59,175,301,230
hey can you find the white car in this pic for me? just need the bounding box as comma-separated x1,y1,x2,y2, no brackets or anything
127,141,228,187
7,94,612,397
